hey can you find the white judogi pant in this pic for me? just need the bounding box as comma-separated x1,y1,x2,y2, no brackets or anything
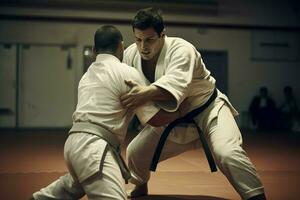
33,133,126,200
127,105,264,200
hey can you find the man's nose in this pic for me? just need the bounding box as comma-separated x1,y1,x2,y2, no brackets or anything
141,40,147,49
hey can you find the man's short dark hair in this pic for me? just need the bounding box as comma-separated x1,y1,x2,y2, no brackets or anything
94,25,123,53
132,7,164,36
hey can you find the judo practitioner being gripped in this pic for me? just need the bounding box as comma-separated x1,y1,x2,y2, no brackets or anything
32,25,188,200
121,7,267,200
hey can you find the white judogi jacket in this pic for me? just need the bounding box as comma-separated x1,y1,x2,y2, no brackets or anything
124,36,238,144
69,54,159,183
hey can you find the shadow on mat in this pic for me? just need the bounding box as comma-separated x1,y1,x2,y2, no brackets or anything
131,195,229,200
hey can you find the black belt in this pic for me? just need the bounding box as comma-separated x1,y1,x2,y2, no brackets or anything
150,88,218,172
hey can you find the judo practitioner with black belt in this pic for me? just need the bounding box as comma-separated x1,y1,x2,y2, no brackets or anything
32,25,186,200
121,7,267,200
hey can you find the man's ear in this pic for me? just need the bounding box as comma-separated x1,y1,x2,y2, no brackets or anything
161,29,166,38
121,41,125,51
92,46,97,55
116,41,124,61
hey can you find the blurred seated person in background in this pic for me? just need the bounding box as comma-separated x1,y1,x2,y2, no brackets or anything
280,86,298,131
249,87,278,130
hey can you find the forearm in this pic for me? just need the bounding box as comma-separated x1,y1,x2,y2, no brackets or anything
146,84,174,101
120,80,175,109
147,109,180,127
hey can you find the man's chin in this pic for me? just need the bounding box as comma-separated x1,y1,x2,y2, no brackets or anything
141,55,152,60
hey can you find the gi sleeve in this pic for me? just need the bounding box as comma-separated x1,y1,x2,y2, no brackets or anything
153,46,197,112
126,67,160,125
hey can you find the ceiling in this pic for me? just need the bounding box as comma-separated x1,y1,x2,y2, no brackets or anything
0,0,220,16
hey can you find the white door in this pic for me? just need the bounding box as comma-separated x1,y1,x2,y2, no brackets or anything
19,45,76,128
0,44,17,128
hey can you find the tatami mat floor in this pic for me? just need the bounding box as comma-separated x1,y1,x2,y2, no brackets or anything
0,129,299,200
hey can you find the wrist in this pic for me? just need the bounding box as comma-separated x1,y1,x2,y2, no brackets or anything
148,84,174,101
146,85,158,100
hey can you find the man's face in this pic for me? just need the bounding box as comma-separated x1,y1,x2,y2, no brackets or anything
133,27,164,61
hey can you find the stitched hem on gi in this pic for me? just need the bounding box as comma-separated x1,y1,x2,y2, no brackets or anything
128,170,145,185
242,186,265,200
